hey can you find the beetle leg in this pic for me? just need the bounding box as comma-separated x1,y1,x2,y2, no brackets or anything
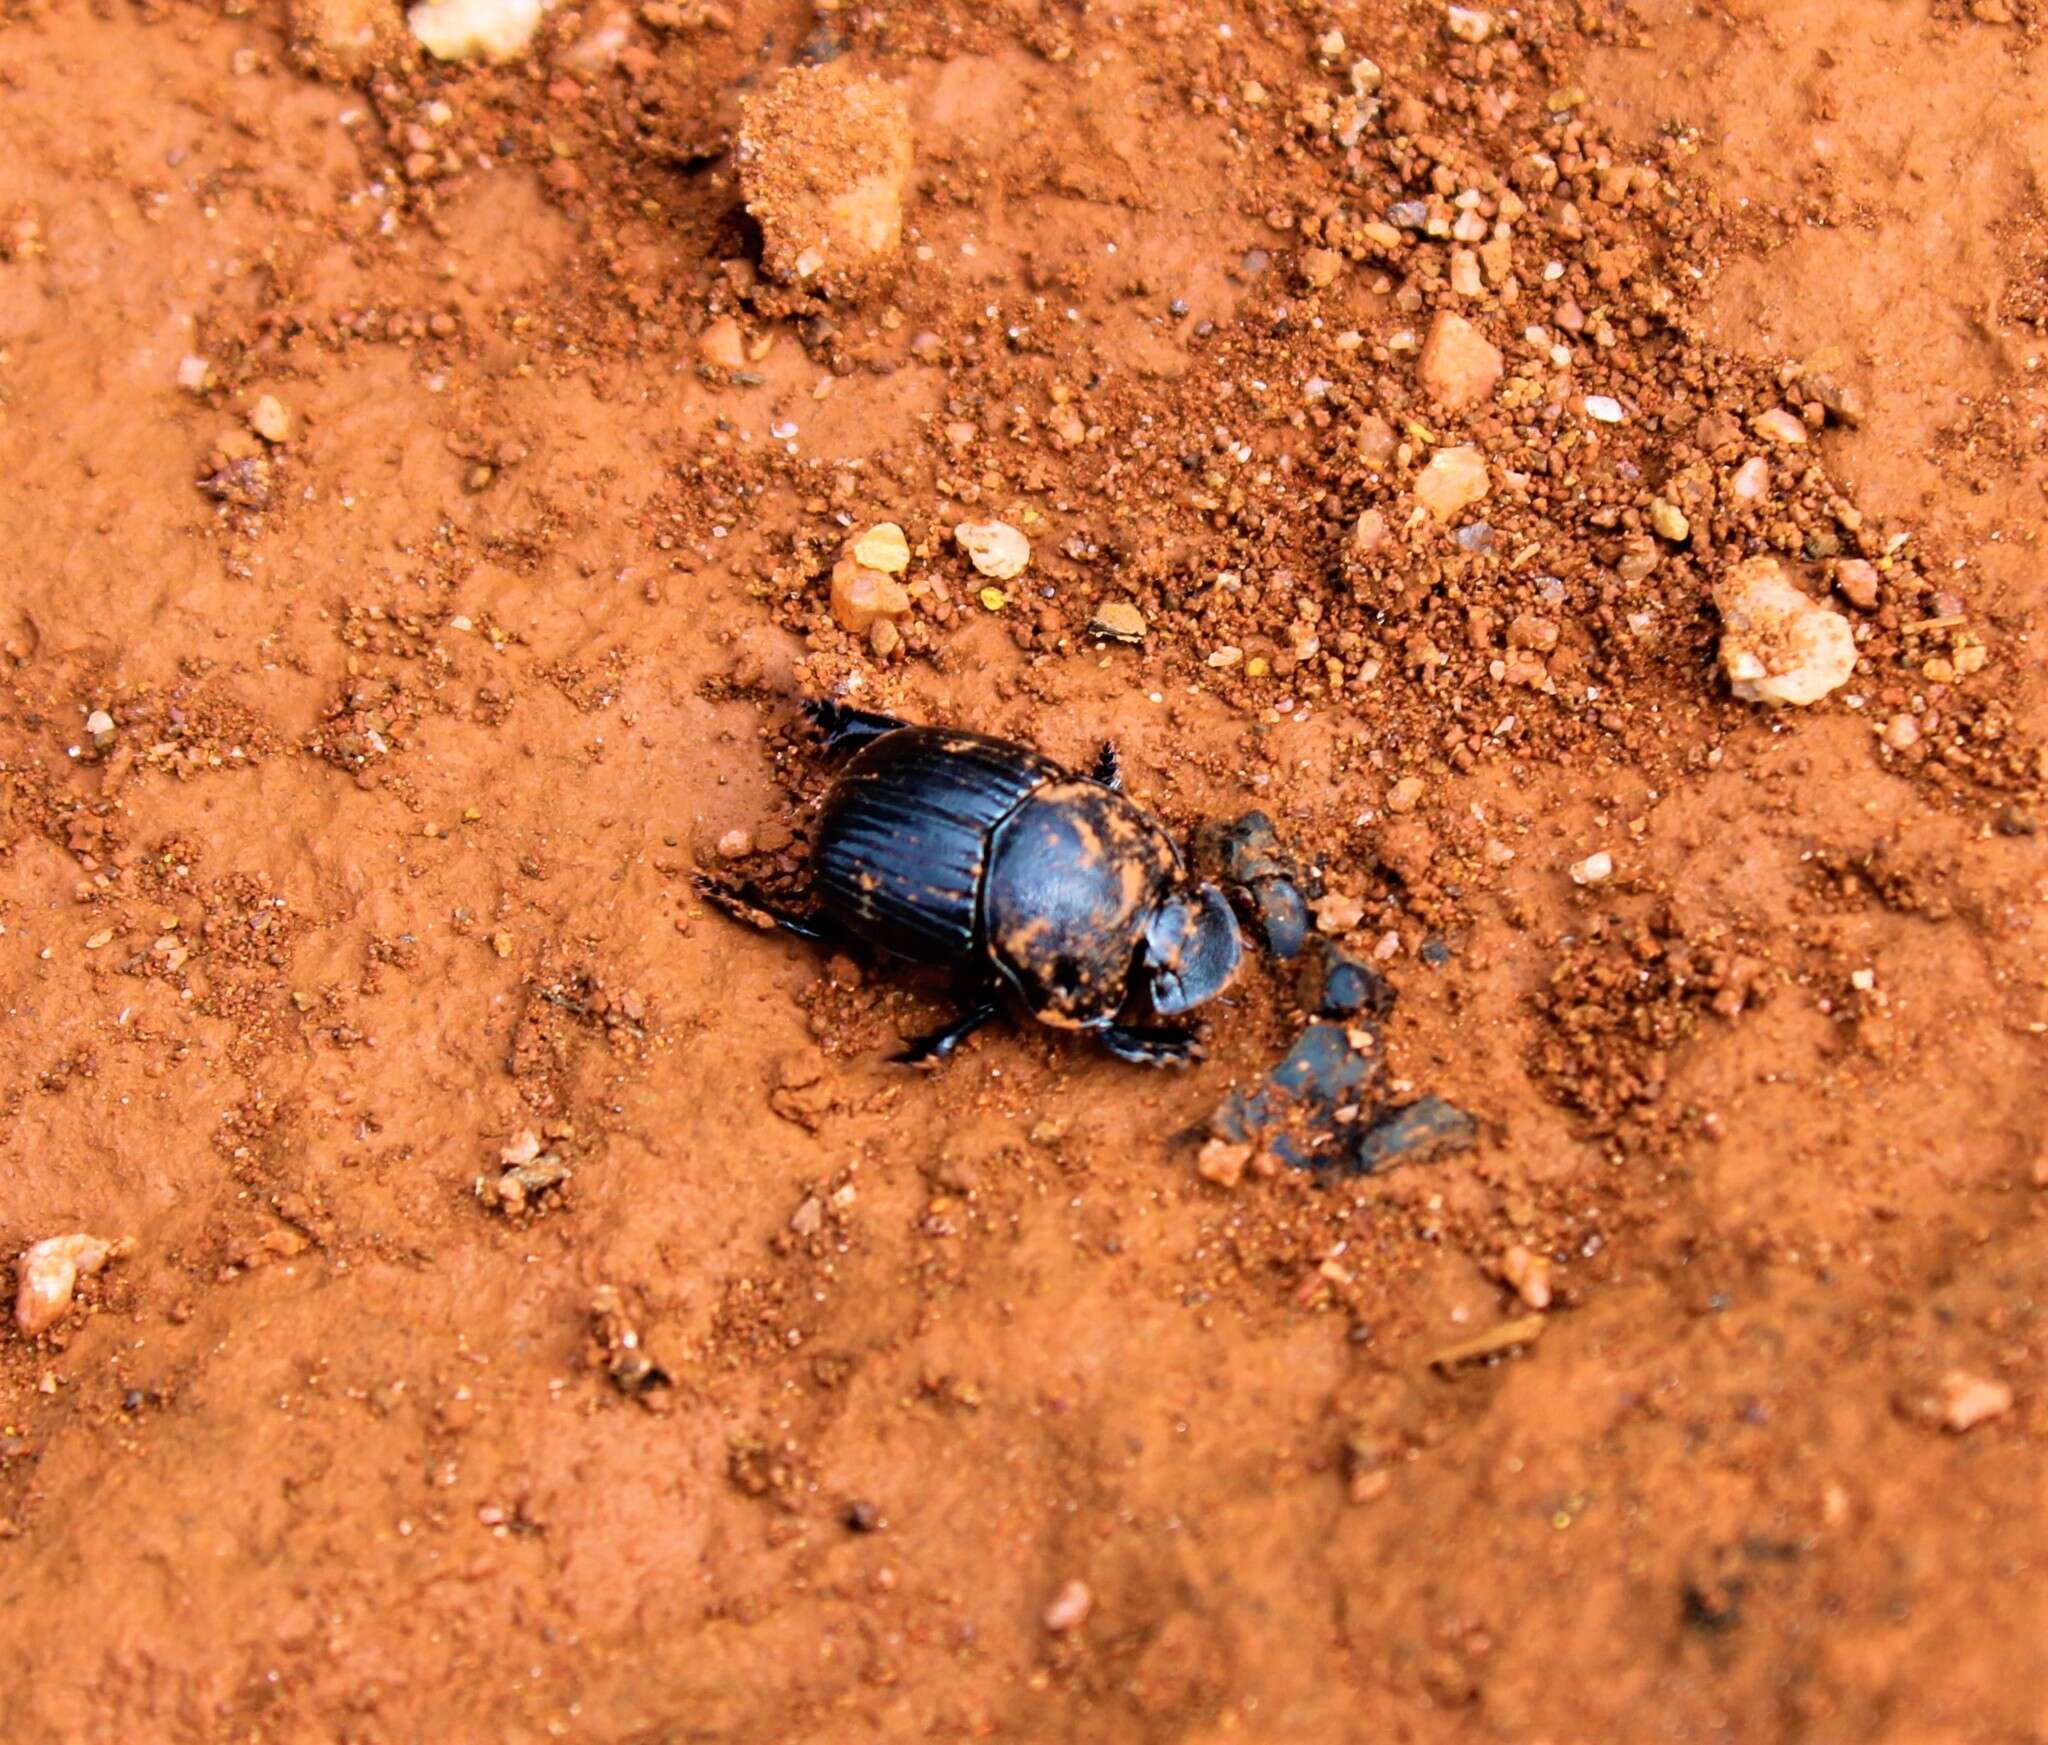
692,875,832,944
1097,1022,1203,1068
804,699,907,757
892,998,1002,1066
1090,741,1123,791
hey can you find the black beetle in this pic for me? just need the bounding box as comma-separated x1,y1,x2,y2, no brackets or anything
698,701,1244,1066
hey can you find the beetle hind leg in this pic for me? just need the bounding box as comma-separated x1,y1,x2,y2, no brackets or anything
892,998,1002,1067
1097,1022,1203,1068
803,699,906,757
692,875,832,944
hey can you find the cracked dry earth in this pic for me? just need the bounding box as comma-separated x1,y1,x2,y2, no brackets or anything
0,0,2044,1740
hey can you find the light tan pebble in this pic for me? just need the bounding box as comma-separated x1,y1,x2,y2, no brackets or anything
1386,776,1426,813
15,1234,124,1337
1649,498,1690,543
1043,1580,1093,1633
697,317,747,372
1452,209,1487,243
1196,1139,1251,1189
1501,1244,1552,1310
1088,601,1147,643
830,559,912,633
1731,457,1771,499
736,67,913,293
1449,249,1483,297
248,394,294,445
1315,893,1367,934
1584,395,1623,424
1446,3,1492,40
1714,556,1856,707
1882,714,1920,752
1316,27,1346,57
1349,1467,1394,1504
1417,312,1503,411
1953,642,1988,677
869,618,901,658
408,0,541,61
1300,247,1344,290
1937,1370,2013,1433
1478,236,1513,285
1356,413,1398,469
716,829,753,860
1352,508,1389,554
850,522,910,574
85,709,116,745
1569,850,1613,885
1047,403,1087,446
1415,445,1490,520
1349,56,1382,93
1206,646,1243,669
1752,407,1809,446
954,520,1030,581
176,356,213,393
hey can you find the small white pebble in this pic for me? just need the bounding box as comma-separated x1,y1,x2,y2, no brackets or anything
1043,1579,1093,1633
1938,1370,2013,1433
1584,395,1623,424
1570,851,1614,885
954,519,1031,581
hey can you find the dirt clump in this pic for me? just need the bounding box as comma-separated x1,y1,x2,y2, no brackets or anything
737,65,914,294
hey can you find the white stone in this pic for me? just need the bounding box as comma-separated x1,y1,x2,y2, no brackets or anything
408,0,541,63
15,1233,123,1336
1714,557,1857,707
1569,851,1613,885
954,520,1031,581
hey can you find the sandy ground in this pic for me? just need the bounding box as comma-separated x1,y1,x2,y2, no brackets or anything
0,0,2043,1739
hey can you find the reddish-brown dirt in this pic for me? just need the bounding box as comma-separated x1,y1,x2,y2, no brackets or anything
1,0,2043,1740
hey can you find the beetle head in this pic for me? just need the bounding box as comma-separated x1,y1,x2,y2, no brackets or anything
1142,882,1243,1016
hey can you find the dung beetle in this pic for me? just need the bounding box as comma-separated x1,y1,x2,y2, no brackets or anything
698,701,1245,1066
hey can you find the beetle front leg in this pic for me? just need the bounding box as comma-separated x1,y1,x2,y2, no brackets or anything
1097,1022,1202,1068
893,998,1002,1066
1091,742,1123,791
692,875,833,944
